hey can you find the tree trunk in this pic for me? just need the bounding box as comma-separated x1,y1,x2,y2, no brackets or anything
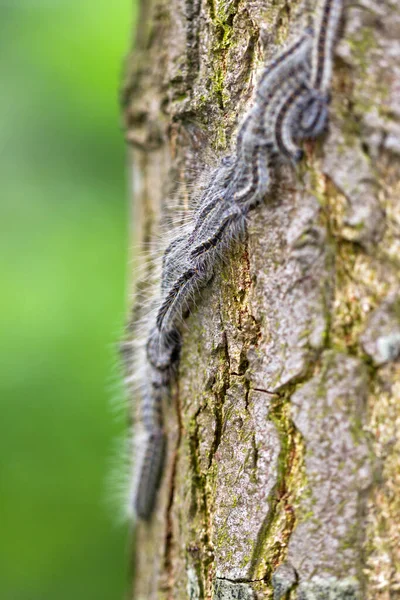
122,1,400,598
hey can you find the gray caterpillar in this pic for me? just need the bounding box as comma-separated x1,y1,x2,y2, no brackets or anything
124,0,343,521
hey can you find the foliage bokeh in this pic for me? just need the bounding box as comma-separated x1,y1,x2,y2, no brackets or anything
0,1,135,598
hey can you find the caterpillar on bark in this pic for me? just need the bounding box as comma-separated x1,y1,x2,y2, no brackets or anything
122,0,343,521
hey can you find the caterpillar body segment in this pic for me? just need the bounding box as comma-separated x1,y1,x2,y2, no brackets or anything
311,0,343,92
133,428,166,521
297,92,330,139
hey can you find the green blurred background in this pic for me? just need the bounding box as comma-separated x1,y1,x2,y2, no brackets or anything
0,1,136,598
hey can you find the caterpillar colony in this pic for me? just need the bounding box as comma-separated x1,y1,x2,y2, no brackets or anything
121,0,344,521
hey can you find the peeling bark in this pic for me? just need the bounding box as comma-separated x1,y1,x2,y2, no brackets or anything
122,0,400,598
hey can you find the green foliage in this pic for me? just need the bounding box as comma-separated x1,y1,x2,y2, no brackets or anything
0,2,136,599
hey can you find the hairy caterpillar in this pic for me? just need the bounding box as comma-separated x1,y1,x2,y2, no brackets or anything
123,0,343,521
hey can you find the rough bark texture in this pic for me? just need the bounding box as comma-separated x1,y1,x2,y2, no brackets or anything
122,0,400,598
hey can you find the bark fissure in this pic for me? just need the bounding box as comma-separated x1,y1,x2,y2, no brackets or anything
187,396,217,596
252,388,277,396
215,576,267,584
164,377,183,599
247,393,305,582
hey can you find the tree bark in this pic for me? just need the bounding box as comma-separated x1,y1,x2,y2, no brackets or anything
122,1,400,598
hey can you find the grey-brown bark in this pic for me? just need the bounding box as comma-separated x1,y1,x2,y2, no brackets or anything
122,1,400,598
